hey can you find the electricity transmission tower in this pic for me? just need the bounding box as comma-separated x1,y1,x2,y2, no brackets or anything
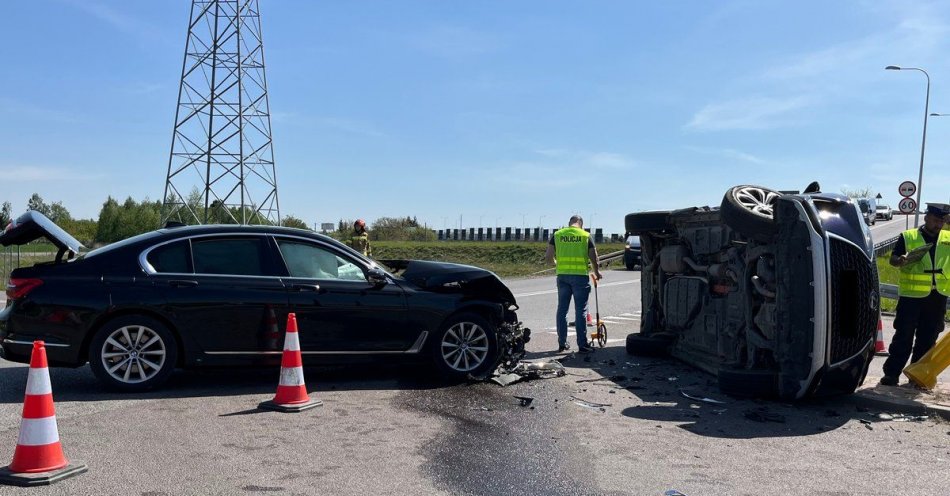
163,0,280,225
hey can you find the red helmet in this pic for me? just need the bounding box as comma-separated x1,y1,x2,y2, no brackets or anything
354,219,366,228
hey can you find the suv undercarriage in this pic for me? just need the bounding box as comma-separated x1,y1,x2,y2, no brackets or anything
625,183,879,400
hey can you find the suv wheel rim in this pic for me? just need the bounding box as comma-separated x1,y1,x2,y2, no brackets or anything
734,186,779,217
101,325,167,383
441,322,489,372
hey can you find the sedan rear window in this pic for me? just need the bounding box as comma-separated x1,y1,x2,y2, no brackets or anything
146,241,191,273
193,238,266,276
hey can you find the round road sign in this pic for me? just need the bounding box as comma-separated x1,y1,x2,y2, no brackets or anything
899,180,916,198
899,197,918,214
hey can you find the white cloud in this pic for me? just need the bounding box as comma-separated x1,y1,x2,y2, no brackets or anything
315,117,387,138
0,98,78,124
687,1,950,132
686,95,813,131
532,149,635,169
409,25,502,58
125,82,164,95
62,0,158,37
0,165,90,182
686,146,766,165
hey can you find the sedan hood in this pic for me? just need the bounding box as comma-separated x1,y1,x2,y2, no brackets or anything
0,211,83,257
381,259,517,305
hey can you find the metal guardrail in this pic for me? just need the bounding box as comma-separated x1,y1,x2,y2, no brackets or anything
597,250,624,266
881,283,898,299
873,235,900,257
880,283,950,309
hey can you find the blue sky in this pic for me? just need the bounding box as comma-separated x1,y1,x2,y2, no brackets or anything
2,0,950,233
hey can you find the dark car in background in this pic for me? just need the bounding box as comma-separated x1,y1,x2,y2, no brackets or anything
1,212,528,391
624,183,879,400
623,234,641,270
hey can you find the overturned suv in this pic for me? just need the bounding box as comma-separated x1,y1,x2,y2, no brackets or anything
625,183,879,400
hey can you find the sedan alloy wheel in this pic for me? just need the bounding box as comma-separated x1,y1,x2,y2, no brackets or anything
100,325,167,384
441,321,490,372
89,316,178,391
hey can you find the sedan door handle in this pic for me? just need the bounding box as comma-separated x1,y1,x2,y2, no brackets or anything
169,280,198,288
290,283,321,292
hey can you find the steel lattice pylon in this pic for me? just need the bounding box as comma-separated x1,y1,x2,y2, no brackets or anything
163,0,279,225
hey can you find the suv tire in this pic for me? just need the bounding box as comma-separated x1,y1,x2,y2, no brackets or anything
625,333,672,357
720,185,781,242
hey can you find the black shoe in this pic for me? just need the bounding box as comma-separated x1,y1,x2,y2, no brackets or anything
578,346,595,354
557,344,571,352
879,376,898,386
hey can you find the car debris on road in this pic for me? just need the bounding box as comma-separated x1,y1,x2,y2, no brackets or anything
489,359,566,386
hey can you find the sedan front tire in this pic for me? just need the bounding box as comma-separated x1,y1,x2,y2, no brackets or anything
432,313,499,379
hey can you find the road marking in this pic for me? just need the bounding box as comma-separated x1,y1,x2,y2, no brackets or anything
514,279,640,298
611,316,640,321
619,312,640,316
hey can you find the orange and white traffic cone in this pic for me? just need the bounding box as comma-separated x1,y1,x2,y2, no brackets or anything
586,311,594,327
0,341,86,487
874,318,888,356
259,313,322,412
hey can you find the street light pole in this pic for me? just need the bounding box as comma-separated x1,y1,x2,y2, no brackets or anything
886,65,930,228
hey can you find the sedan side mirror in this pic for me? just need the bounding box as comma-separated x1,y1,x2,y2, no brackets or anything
367,268,388,287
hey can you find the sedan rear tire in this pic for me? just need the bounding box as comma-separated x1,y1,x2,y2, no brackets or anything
432,313,499,379
88,315,178,392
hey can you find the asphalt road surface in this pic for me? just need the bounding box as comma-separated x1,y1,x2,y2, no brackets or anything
2,268,949,495
869,215,912,245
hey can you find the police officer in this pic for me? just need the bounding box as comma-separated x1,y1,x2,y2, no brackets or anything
544,215,603,353
880,202,950,386
349,219,372,257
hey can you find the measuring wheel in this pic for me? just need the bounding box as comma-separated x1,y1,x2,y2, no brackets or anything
596,322,607,347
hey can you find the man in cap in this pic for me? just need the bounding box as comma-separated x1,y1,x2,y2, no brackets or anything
545,215,603,353
349,219,372,257
880,202,950,385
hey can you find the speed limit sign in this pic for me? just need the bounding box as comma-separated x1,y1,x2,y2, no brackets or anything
899,197,918,214
899,181,916,198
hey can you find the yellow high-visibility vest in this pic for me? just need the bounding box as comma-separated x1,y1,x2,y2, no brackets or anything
554,226,590,276
899,229,950,298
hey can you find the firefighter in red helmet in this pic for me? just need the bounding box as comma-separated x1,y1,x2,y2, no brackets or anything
349,219,372,257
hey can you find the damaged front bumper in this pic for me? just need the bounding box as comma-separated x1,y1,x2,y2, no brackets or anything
494,320,531,373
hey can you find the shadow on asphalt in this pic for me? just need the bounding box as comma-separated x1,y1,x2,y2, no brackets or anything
549,343,876,439
0,361,456,404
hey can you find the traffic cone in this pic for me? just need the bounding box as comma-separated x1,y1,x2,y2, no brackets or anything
0,341,87,487
586,311,594,327
874,318,888,356
259,313,322,412
904,331,950,390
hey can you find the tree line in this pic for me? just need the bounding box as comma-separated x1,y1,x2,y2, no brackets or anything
1,193,433,247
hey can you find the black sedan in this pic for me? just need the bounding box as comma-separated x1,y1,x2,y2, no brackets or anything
1,212,529,391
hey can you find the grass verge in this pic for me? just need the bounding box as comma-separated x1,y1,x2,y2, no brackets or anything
374,241,626,278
